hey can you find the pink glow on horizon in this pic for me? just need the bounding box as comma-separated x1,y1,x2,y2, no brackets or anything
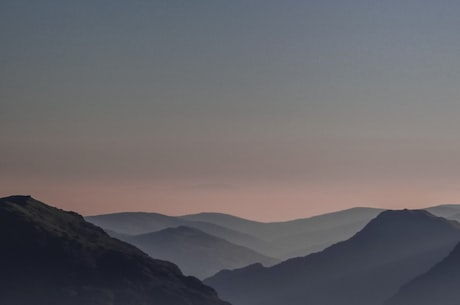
2,176,459,222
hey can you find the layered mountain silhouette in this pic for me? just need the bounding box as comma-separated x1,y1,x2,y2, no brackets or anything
425,204,460,218
386,240,460,305
181,208,385,258
0,195,230,305
86,212,277,258
88,207,383,260
205,209,460,305
425,204,460,223
119,226,278,279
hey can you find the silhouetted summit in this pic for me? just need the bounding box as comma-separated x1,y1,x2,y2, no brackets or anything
205,209,460,305
347,209,460,246
0,195,230,305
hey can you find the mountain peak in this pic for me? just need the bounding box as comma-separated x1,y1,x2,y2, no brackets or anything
377,208,435,219
352,209,460,241
372,209,445,225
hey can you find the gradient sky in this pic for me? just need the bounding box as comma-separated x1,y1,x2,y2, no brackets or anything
2,0,460,221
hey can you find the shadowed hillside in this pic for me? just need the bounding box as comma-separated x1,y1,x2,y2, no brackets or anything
0,195,230,305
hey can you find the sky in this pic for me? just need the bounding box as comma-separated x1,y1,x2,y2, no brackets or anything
2,0,460,221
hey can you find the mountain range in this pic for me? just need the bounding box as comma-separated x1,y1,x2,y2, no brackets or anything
6,194,460,305
86,212,278,258
205,209,460,305
88,204,460,262
0,195,230,305
87,207,384,260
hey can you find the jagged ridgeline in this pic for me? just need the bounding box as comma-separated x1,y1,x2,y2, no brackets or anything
0,195,230,305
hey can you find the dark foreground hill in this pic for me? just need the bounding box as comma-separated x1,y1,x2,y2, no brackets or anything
205,210,460,305
386,240,460,305
0,195,230,305
122,226,278,279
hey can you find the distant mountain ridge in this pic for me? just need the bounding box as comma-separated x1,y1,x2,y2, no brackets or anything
205,209,460,305
119,225,278,279
88,204,460,261
0,195,230,305
425,204,460,222
86,212,277,257
88,207,384,260
180,207,384,241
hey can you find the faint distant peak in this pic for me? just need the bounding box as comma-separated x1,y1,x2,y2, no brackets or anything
136,225,215,240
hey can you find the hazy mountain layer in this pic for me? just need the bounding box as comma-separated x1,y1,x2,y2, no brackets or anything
122,226,278,279
86,212,277,258
425,204,460,220
88,207,383,260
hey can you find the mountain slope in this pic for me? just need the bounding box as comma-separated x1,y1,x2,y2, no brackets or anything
205,210,460,305
386,241,460,305
122,226,278,279
0,195,230,305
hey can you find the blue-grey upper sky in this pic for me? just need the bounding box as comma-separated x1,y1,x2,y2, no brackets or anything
2,0,460,220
